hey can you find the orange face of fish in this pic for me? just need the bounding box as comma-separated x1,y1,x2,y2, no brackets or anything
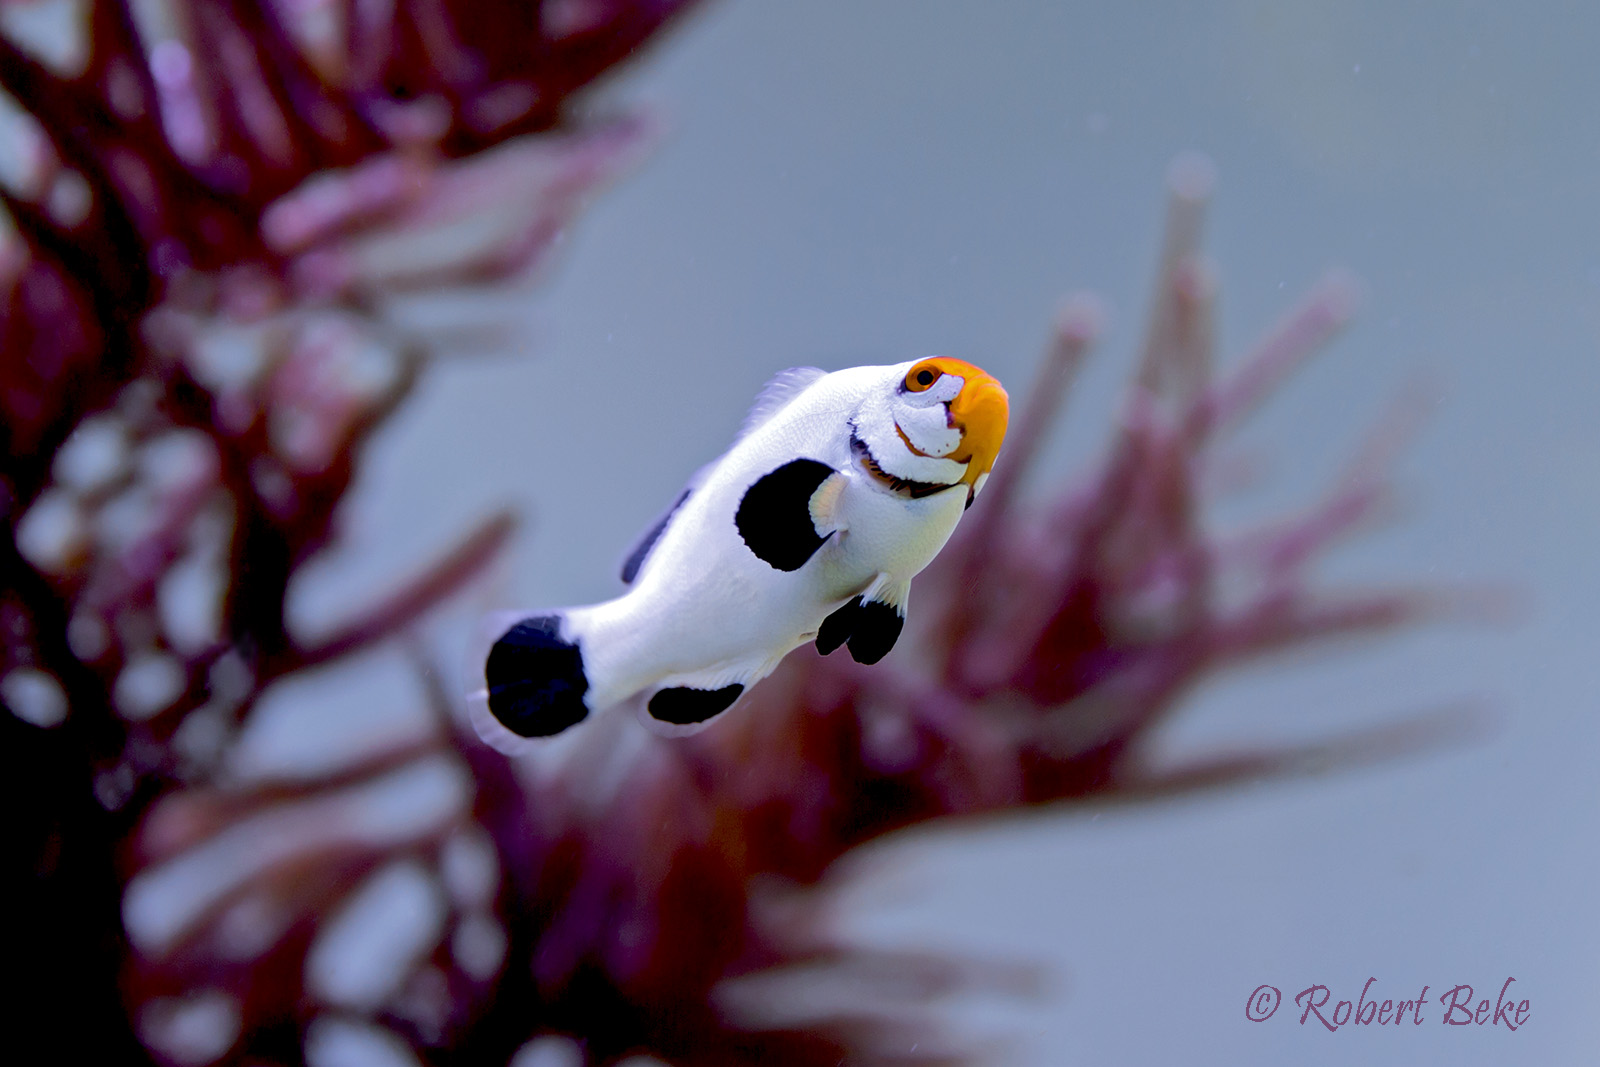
900,357,1010,488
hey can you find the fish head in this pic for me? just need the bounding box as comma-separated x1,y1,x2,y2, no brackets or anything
890,356,1010,491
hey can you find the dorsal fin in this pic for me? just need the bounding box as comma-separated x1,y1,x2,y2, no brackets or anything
622,368,826,586
619,460,713,585
736,366,826,442
620,489,689,584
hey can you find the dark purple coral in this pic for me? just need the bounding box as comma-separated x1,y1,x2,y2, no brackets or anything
3,6,1460,1067
2,2,693,1063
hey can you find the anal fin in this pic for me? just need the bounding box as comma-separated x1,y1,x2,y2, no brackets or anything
646,683,745,726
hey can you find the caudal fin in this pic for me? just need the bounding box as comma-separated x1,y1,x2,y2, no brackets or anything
484,614,591,737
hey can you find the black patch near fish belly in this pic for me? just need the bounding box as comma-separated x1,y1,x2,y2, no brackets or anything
485,615,590,737
846,600,904,665
736,458,836,571
815,596,863,655
647,684,745,725
621,489,690,584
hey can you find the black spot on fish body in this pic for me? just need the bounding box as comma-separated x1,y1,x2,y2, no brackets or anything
846,601,903,664
485,615,590,737
621,489,690,584
647,684,744,725
815,596,862,655
736,458,836,571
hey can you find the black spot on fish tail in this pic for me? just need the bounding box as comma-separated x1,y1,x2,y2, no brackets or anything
621,489,690,584
485,615,590,737
647,683,744,725
736,458,836,571
846,600,904,665
815,596,862,655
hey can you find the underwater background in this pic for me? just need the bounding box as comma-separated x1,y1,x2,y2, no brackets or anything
356,3,1593,1062
4,1,1595,1064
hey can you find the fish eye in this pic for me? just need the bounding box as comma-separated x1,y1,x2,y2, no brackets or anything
905,363,943,392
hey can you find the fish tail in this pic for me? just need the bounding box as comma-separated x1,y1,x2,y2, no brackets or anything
483,612,593,737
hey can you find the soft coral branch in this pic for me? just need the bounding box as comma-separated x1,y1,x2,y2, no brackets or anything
3,4,695,1066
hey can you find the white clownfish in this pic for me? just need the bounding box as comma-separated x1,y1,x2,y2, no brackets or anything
475,356,1009,743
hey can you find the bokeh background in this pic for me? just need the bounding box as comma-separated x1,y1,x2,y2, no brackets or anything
272,1,1597,1063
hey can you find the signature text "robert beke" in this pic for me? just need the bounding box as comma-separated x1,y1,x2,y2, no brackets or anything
1244,977,1529,1031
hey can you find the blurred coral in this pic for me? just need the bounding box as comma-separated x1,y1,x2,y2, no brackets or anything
2,1,692,1063
3,4,1456,1067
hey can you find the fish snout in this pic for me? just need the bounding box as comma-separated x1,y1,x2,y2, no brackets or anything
948,367,1009,485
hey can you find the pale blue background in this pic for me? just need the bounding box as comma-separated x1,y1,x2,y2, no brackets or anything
295,2,1598,1062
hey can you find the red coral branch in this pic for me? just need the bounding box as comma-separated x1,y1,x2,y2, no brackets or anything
3,4,695,1065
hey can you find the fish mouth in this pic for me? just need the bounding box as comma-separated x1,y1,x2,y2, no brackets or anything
849,423,957,500
944,371,1008,487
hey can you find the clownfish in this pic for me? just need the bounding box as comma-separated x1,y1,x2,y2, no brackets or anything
472,357,1008,744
